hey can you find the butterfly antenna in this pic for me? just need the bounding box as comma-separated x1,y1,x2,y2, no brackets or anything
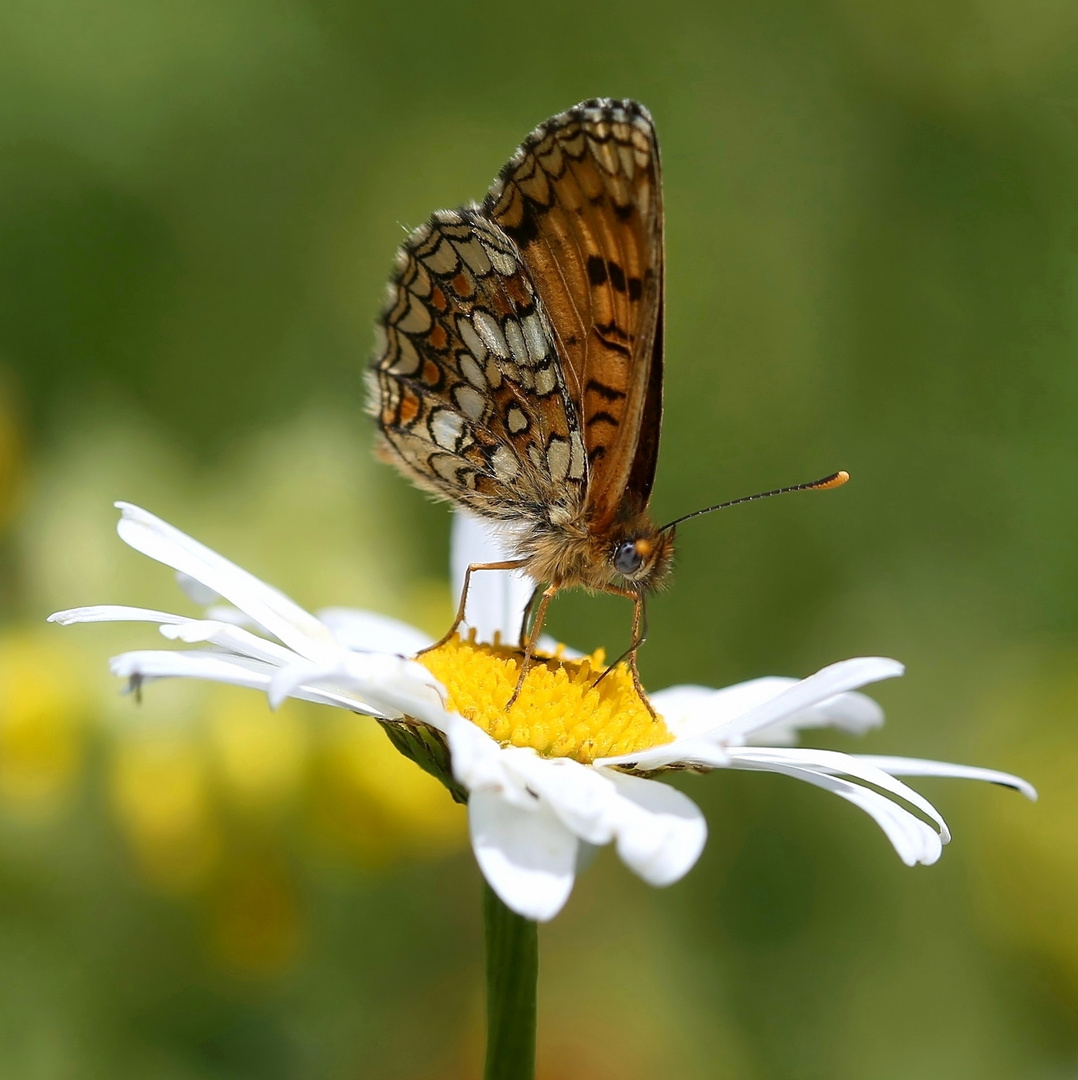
659,470,849,533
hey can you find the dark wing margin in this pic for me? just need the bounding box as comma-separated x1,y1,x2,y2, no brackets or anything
624,292,663,508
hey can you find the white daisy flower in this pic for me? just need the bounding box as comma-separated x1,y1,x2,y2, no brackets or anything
50,502,1035,922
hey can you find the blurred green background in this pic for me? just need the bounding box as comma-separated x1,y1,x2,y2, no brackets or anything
0,0,1074,1076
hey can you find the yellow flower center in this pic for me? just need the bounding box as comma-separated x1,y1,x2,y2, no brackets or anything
417,634,673,765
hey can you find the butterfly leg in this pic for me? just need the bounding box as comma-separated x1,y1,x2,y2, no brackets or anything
506,583,558,710
417,559,529,655
518,582,545,649
625,596,655,718
593,591,657,719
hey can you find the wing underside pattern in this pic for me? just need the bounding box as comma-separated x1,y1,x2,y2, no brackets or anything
371,207,586,527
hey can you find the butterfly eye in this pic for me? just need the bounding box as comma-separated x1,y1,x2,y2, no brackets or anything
613,540,644,576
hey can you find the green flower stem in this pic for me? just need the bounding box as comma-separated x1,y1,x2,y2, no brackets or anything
483,882,538,1080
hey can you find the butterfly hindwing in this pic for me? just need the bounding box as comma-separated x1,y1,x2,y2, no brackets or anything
484,98,665,528
371,206,587,527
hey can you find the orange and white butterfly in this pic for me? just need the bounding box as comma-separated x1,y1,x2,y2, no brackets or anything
369,98,842,703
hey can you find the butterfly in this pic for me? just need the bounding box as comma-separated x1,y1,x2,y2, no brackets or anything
369,98,844,708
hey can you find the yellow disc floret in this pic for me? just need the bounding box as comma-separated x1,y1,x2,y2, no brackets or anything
417,634,673,765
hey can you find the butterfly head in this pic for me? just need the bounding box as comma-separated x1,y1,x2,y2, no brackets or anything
609,524,674,591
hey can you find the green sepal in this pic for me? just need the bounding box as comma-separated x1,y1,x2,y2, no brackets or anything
377,717,469,804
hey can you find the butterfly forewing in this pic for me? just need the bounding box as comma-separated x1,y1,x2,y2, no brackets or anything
484,99,664,529
371,205,587,527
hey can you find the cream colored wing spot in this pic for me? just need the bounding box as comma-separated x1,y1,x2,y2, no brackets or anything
429,408,468,452
431,453,464,485
522,313,549,362
458,318,488,362
546,436,571,483
534,366,557,396
386,330,422,377
453,384,487,422
484,357,504,388
459,353,487,389
424,238,459,276
395,291,433,335
504,319,531,366
453,235,494,275
486,246,518,276
569,430,586,480
473,311,510,359
406,260,433,300
491,445,520,482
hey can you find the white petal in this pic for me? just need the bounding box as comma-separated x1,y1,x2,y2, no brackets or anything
613,660,902,771
507,754,620,845
646,685,716,715
451,510,532,644
746,690,884,745
442,712,505,787
649,679,796,739
330,652,447,721
450,735,705,888
855,755,1037,802
441,715,537,809
469,788,578,921
648,673,883,746
175,571,219,606
112,649,273,693
694,658,903,746
316,608,432,655
51,607,304,676
267,652,445,720
157,618,296,666
114,503,337,661
594,738,728,771
602,770,708,885
109,649,390,715
203,604,257,627
48,605,192,626
812,770,942,866
721,751,944,865
727,746,951,843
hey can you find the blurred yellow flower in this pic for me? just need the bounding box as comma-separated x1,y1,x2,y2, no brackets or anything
974,656,1078,999
311,711,466,864
109,732,220,894
206,686,310,815
0,632,86,817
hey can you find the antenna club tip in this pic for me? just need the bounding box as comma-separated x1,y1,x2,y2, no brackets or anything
814,470,850,491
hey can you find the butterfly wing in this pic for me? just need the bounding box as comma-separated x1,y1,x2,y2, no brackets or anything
484,98,665,529
370,207,588,528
